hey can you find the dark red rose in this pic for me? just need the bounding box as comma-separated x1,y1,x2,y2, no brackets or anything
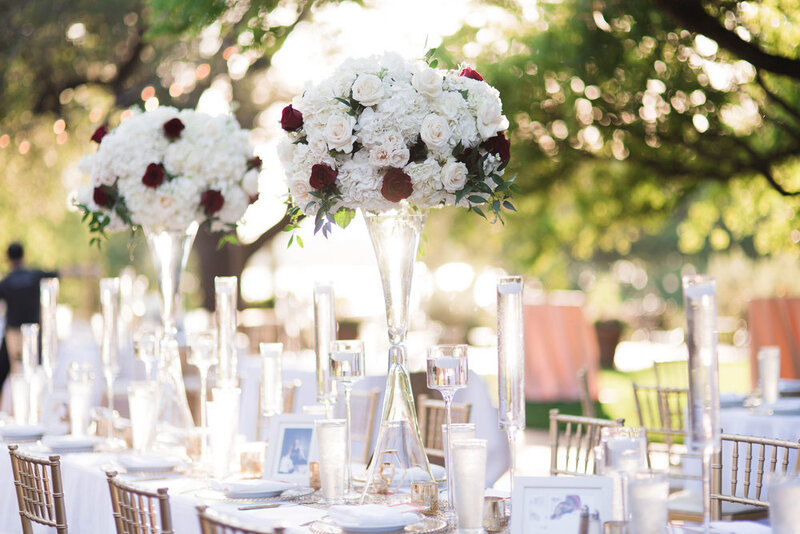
381,168,413,202
459,67,484,81
481,132,511,162
248,194,259,205
91,125,109,144
93,187,112,208
309,164,338,190
201,189,224,214
247,156,262,171
280,105,303,132
457,147,479,173
142,163,165,188
163,118,185,140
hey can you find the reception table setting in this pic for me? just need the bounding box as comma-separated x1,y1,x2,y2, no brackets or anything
3,40,800,534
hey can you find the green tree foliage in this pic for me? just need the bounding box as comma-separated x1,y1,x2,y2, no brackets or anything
438,0,800,287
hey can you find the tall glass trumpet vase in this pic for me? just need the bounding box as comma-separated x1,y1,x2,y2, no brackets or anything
497,276,526,506
100,278,124,448
144,222,198,430
314,283,337,416
426,344,469,521
330,340,365,498
361,207,433,499
39,277,59,391
683,274,722,534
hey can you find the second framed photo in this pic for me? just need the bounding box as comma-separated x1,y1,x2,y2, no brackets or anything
263,413,321,484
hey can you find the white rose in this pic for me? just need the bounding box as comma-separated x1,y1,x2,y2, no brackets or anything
323,112,357,153
242,169,259,197
351,74,384,106
369,144,410,168
477,100,506,139
412,68,443,98
420,114,451,149
441,159,469,192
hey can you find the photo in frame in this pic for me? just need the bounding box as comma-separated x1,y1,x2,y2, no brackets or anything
263,414,321,484
510,475,614,533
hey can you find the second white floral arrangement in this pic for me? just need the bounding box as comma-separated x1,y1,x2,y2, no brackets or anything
74,106,261,240
277,52,515,236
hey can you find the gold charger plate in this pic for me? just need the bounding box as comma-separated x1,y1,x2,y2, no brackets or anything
309,516,447,534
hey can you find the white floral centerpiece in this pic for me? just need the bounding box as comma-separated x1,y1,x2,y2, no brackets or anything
74,106,260,241
277,52,514,236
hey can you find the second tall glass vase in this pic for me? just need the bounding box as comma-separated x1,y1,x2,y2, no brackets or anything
361,207,433,497
143,222,198,431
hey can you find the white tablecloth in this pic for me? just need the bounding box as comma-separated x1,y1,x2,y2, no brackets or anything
0,448,327,534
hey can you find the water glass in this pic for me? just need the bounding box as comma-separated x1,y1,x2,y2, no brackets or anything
128,381,158,452
133,326,158,380
68,363,94,437
600,426,648,520
329,339,365,496
451,438,487,533
768,473,800,534
188,328,219,462
208,385,241,478
315,419,346,503
627,471,669,533
758,346,780,407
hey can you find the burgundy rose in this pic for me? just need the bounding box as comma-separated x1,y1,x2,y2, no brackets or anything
91,125,109,144
247,156,262,171
248,194,259,205
201,189,224,215
163,118,185,140
280,105,304,132
459,67,484,81
93,186,112,208
481,132,511,162
457,147,479,173
381,168,413,202
309,164,338,190
142,163,165,188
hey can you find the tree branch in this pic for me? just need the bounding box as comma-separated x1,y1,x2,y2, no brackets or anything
241,211,293,259
755,72,800,127
652,0,800,81
731,137,800,196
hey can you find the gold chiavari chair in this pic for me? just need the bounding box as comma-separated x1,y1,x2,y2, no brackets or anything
710,433,800,521
653,360,689,388
417,394,472,466
8,444,69,534
197,505,279,534
632,383,691,469
339,388,380,465
548,409,624,476
578,367,595,418
106,471,173,534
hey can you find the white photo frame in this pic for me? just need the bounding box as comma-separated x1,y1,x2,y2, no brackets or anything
263,413,321,484
510,475,614,533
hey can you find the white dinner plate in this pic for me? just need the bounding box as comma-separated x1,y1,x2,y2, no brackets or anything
329,515,421,534
0,424,46,442
217,480,293,499
42,435,101,453
116,454,181,473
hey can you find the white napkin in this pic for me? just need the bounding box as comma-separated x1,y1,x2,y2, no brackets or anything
328,504,419,529
117,454,180,471
706,521,770,534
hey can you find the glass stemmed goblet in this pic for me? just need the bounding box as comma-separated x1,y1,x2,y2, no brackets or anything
188,329,219,466
133,326,158,380
329,339,365,499
426,344,469,522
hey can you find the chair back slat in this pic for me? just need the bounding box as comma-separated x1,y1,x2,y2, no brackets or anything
632,383,694,477
548,409,624,476
106,471,173,534
416,394,472,465
711,433,800,520
196,505,277,534
8,445,69,533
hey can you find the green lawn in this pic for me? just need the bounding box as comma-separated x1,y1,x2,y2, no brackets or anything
525,359,753,429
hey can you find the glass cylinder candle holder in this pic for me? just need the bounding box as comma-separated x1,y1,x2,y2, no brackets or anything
497,276,525,504
315,418,347,503
682,274,721,534
40,277,59,390
259,342,284,418
758,346,780,408
767,473,800,534
20,323,39,381
68,363,94,437
452,438,487,534
215,276,238,384
627,471,668,534
208,385,241,479
314,283,337,410
128,381,158,453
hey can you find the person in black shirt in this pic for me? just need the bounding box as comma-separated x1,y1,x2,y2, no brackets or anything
0,242,58,393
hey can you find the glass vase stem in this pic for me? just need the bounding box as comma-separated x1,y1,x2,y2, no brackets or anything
200,368,209,463
105,372,114,440
506,425,519,505
443,392,455,513
344,384,353,495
